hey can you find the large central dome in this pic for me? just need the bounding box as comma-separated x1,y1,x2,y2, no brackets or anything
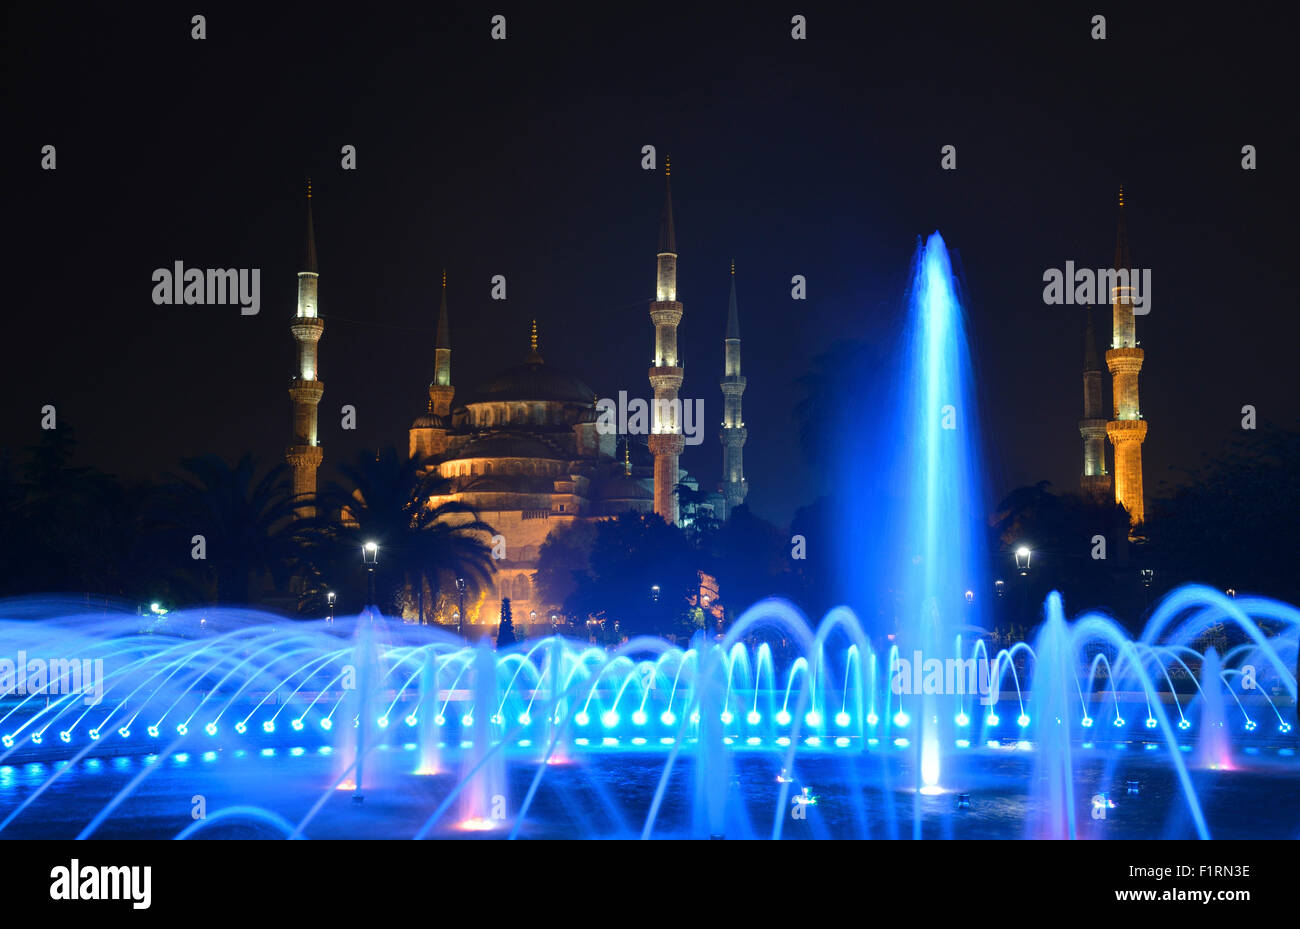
464,357,596,406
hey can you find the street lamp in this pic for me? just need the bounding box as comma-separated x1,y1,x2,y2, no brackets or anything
995,579,1005,598
1140,568,1154,588
550,613,558,635
455,577,467,637
1014,546,1032,576
650,584,660,602
327,591,336,623
965,590,974,606
362,541,379,606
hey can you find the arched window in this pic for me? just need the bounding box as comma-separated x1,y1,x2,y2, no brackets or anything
514,575,531,602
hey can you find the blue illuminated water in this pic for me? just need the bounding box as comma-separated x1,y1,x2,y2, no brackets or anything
0,234,1296,839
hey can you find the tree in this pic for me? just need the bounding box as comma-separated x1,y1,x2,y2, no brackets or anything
564,511,699,636
148,453,305,605
533,519,596,612
305,447,497,620
496,597,516,647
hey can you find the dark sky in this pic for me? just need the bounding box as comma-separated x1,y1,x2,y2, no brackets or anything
6,2,1297,526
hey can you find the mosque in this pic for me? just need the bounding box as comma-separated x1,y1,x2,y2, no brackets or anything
282,167,748,624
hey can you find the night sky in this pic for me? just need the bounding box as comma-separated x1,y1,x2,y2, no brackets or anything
6,2,1297,526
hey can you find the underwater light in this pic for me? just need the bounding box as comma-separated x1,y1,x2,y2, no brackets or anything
1178,718,1191,730
491,714,503,725
434,715,445,727
660,711,676,726
117,728,129,738
985,713,999,726
405,715,418,727
234,722,246,734
263,720,275,733
1017,714,1030,727
518,712,531,726
206,722,218,735
176,723,188,735
1,736,11,748
1281,723,1292,733
377,716,389,729
1144,717,1156,729
147,726,159,738
893,711,910,727
835,736,850,747
89,728,100,740
836,711,850,727
1081,717,1093,728
720,710,733,725
805,711,821,727
955,712,969,727
631,710,647,725
1113,717,1125,727
601,711,619,728
866,712,878,725
574,711,589,726
59,731,70,743
462,714,474,727
320,718,332,731
747,710,761,725
775,710,791,726
690,711,700,724
1244,720,1257,731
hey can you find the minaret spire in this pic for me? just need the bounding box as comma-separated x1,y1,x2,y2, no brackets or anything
648,160,685,523
1105,186,1147,527
410,269,455,460
287,182,325,518
719,259,748,518
1078,305,1110,500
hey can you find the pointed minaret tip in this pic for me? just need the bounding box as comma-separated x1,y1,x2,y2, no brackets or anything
1083,305,1099,372
435,269,450,350
1113,185,1131,273
303,181,319,274
659,159,677,255
726,261,740,341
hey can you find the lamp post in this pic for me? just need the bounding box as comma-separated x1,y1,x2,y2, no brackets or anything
362,541,379,607
530,610,537,633
455,577,467,638
1141,568,1154,610
550,613,558,636
1014,547,1032,640
327,591,336,624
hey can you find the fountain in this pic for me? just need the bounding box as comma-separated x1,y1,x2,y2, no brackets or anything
0,235,1296,840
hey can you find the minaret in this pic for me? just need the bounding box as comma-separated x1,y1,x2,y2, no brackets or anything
286,182,324,518
1105,186,1147,526
648,159,685,524
1078,305,1110,500
409,271,455,460
719,259,748,518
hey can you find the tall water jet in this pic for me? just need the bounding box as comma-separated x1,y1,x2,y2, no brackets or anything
338,608,384,793
1194,648,1232,770
889,232,986,800
458,641,506,829
1026,593,1077,838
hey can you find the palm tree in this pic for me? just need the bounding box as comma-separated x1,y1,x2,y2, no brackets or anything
306,447,497,621
149,454,304,605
